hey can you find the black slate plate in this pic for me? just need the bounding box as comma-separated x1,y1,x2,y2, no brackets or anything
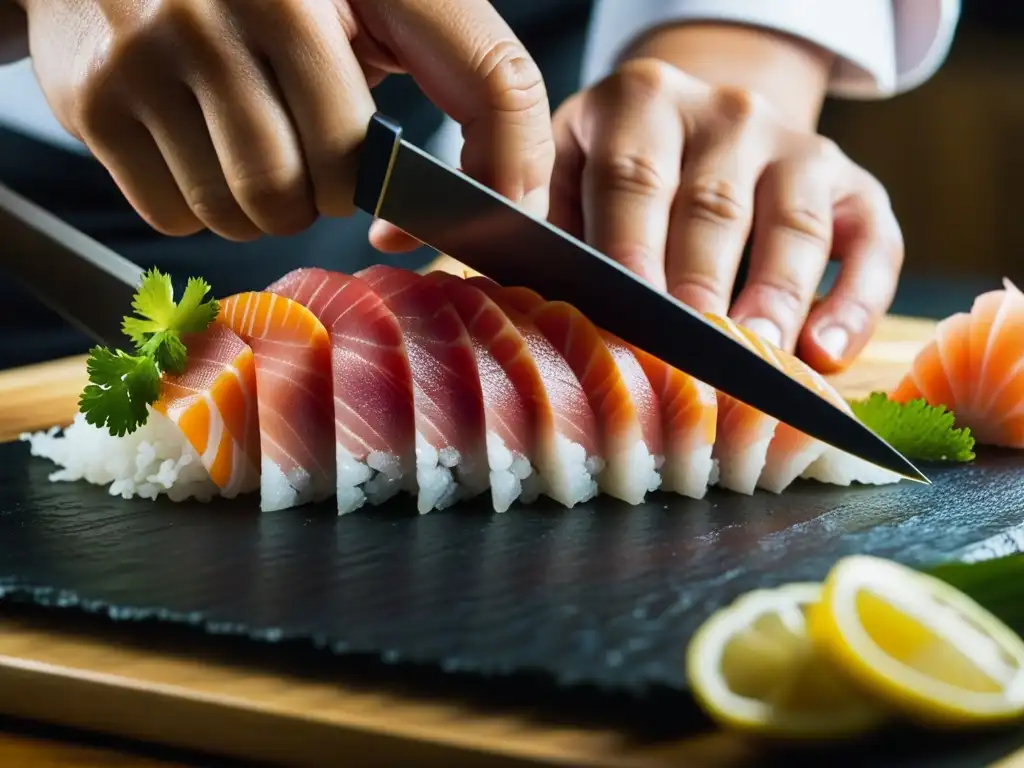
1,440,1023,695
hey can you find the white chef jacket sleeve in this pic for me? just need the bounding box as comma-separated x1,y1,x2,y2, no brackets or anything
580,0,961,99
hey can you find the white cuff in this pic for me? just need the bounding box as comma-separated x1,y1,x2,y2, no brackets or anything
581,0,962,100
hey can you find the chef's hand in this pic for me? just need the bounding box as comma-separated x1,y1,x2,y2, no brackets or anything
15,0,553,241
553,25,904,373
379,24,903,374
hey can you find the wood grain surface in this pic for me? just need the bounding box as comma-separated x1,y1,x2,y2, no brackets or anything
0,273,997,767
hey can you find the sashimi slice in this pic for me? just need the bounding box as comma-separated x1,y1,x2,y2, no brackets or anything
475,282,661,504
629,346,719,498
707,315,900,491
267,268,417,514
218,291,336,511
356,265,489,512
702,315,785,494
423,272,541,511
154,323,260,498
464,276,603,507
892,279,1024,449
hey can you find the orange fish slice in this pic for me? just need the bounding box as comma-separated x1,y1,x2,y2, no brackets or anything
484,285,663,505
893,279,1024,448
155,323,260,499
219,291,336,511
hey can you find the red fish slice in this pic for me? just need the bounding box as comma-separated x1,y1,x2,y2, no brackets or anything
357,265,489,512
267,268,417,513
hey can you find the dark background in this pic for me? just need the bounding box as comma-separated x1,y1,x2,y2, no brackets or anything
820,2,1024,290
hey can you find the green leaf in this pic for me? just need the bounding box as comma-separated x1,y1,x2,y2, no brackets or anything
171,277,220,334
849,392,975,462
76,268,220,436
928,554,1024,637
130,268,176,329
78,347,161,437
139,330,188,375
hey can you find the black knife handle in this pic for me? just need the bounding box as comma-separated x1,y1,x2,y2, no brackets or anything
354,112,404,218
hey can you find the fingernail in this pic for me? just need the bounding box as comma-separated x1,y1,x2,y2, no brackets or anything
815,324,849,360
520,187,549,218
741,317,782,348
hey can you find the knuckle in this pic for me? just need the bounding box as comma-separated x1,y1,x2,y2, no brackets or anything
709,84,764,125
614,58,675,99
686,178,749,225
669,270,728,310
229,165,315,234
591,152,672,198
476,40,548,115
810,135,844,165
748,275,806,316
774,205,832,246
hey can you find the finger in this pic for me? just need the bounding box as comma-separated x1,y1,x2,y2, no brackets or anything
368,219,422,253
579,61,685,290
240,0,376,219
798,176,904,373
379,0,555,211
547,93,586,240
179,8,316,236
135,83,260,242
729,152,835,351
77,103,201,238
664,92,769,315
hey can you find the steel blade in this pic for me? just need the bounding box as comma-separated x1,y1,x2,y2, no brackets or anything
0,183,142,349
354,114,927,483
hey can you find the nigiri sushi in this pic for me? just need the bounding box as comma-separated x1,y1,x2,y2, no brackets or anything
474,280,662,504
219,291,336,511
423,271,542,512
356,265,490,513
23,323,260,503
267,268,417,514
707,315,900,492
628,345,719,499
891,278,1024,448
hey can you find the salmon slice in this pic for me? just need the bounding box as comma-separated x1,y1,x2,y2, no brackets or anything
424,272,541,511
629,346,718,499
218,291,336,511
356,265,489,513
267,268,417,514
464,276,602,507
154,323,260,499
707,315,900,491
893,279,1024,449
476,283,662,504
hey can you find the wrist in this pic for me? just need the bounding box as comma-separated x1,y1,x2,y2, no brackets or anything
621,22,835,132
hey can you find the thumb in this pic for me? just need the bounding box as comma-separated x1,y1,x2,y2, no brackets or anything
374,0,555,210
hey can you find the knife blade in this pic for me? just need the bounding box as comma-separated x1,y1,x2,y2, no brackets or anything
0,183,143,349
354,113,928,484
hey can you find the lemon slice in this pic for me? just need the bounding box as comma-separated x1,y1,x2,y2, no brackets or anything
686,582,885,737
809,555,1024,727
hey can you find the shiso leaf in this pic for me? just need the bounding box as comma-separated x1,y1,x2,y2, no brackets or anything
850,392,975,462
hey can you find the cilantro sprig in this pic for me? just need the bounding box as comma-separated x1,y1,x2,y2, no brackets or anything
849,392,976,463
78,269,220,437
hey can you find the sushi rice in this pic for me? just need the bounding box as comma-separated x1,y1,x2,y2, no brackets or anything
21,409,219,502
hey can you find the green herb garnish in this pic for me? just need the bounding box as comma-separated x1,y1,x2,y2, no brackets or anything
849,392,975,463
78,269,219,437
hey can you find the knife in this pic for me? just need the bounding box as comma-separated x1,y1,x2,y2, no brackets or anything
0,183,143,349
353,113,928,484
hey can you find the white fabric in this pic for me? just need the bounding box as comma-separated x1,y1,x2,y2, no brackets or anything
0,0,961,159
582,0,962,99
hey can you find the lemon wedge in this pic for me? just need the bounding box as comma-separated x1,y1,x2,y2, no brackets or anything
809,555,1024,727
686,582,885,737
